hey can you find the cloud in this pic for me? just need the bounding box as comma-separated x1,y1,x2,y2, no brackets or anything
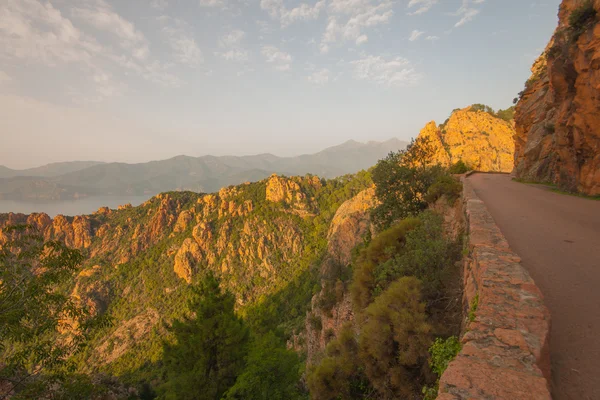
409,30,424,41
425,35,439,41
159,17,203,66
453,0,485,27
407,0,438,15
260,0,325,27
219,29,246,47
0,0,182,102
150,0,169,10
308,68,330,85
350,54,422,87
320,0,393,52
217,30,248,62
199,0,227,8
261,45,292,71
72,0,149,59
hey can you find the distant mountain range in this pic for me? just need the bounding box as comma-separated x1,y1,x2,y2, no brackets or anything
0,139,407,200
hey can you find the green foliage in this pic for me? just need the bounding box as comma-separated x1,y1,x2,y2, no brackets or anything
496,106,516,122
308,313,323,331
373,212,461,300
224,332,303,400
350,218,421,310
359,277,431,398
425,174,462,204
0,225,106,397
569,1,597,40
470,103,495,115
448,160,469,175
469,293,479,322
307,324,373,400
544,122,556,133
371,138,447,230
429,336,461,377
158,273,249,400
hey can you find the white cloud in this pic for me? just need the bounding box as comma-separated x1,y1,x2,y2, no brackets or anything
425,35,439,41
0,0,182,102
199,0,227,8
150,0,169,10
350,54,422,87
407,0,438,15
72,0,149,60
308,68,330,85
409,30,424,41
261,45,292,71
453,0,485,27
219,30,246,47
159,17,203,66
320,0,393,52
261,0,325,27
217,30,248,62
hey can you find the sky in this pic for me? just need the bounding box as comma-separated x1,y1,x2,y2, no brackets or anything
0,0,561,169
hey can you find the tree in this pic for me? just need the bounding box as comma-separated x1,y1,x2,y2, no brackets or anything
159,272,249,400
224,331,303,400
307,324,373,400
0,225,98,399
371,138,445,230
359,277,431,399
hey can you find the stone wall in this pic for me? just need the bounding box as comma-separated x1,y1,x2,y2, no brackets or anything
437,175,552,399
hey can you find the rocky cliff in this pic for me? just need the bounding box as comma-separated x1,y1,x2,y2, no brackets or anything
416,107,516,172
514,0,600,195
0,172,373,379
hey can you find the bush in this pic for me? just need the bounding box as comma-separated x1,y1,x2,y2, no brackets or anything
429,336,461,377
448,160,469,174
569,1,597,40
371,139,447,229
425,174,462,204
359,277,432,398
496,106,515,122
372,212,461,300
350,218,421,310
544,122,556,133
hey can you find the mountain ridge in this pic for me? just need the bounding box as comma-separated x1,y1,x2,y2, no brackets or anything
0,138,408,200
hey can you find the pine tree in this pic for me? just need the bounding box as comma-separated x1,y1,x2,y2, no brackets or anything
159,273,248,400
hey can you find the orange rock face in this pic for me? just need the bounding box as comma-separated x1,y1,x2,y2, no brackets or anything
417,108,515,172
514,0,600,195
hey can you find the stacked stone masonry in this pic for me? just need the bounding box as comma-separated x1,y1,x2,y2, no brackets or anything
437,175,552,399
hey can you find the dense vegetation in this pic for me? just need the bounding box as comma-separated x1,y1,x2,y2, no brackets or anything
1,137,467,398
308,143,464,399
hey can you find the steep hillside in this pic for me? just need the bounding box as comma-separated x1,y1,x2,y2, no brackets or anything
0,172,372,384
0,139,407,200
415,106,516,172
514,0,600,195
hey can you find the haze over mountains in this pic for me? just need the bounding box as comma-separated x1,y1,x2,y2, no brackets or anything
0,139,407,200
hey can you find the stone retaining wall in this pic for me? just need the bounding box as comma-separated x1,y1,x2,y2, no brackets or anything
437,175,552,399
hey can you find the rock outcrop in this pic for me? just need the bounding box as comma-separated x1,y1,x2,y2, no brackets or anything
514,0,600,195
417,107,516,172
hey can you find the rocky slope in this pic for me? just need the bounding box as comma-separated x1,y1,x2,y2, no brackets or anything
514,0,600,195
416,107,516,172
0,172,372,379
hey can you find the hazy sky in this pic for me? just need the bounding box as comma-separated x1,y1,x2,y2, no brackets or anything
1,0,560,169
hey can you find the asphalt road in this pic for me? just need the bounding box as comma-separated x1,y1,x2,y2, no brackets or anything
468,173,600,400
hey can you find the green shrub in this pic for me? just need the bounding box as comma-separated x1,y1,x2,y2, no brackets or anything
429,336,461,376
308,313,323,331
569,1,597,40
496,106,516,122
448,160,469,174
359,277,432,398
425,174,462,204
468,293,479,322
544,122,556,133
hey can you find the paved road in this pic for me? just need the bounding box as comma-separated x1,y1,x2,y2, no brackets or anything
468,173,600,400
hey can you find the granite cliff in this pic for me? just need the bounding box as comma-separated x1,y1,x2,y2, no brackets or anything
514,0,600,195
415,106,516,172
